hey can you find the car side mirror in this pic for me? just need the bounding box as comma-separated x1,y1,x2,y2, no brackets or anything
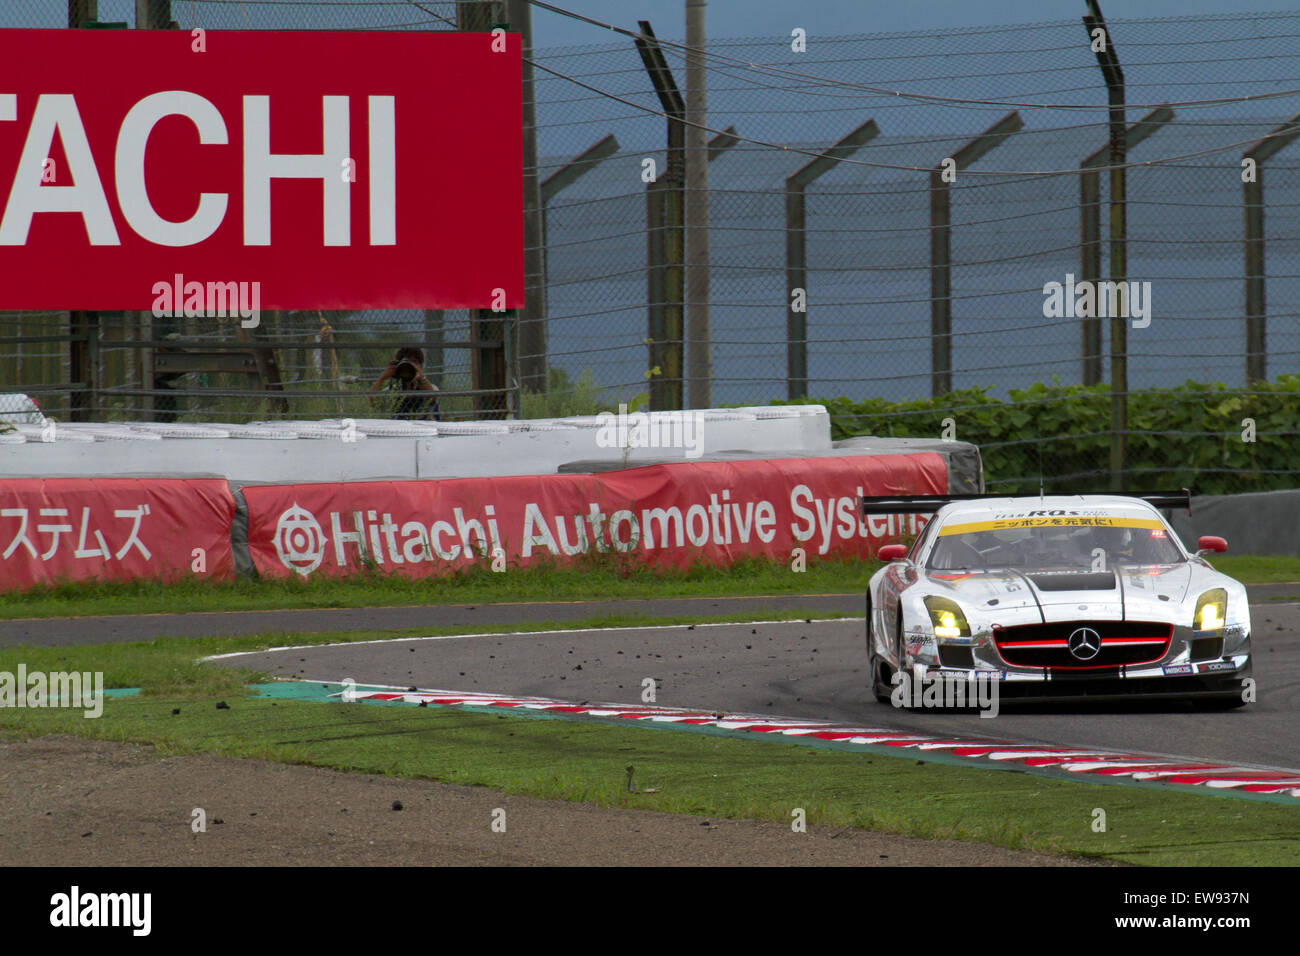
1196,535,1227,555
877,544,909,562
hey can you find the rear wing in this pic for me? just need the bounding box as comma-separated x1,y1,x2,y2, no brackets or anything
860,489,1191,515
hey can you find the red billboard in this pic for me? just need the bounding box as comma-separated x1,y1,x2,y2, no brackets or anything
242,454,947,579
0,478,235,588
0,29,522,310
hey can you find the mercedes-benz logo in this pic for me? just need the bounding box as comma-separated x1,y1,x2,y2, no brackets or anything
1067,627,1102,661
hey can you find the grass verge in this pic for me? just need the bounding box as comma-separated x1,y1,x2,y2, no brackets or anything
0,555,872,620
2,693,1296,867
3,553,1297,621
0,615,1296,867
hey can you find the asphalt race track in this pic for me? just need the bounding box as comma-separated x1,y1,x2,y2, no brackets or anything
211,597,1300,772
6,586,1298,772
0,594,861,647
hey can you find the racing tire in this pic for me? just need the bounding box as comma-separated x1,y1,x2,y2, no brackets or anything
894,613,917,711
867,600,891,704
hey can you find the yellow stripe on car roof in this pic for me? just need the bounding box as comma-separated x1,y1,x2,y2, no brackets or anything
938,516,1166,535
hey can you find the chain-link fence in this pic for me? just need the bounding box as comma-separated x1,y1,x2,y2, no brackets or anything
532,11,1300,492
2,4,1300,489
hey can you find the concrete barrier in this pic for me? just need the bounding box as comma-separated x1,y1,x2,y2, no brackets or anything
1169,488,1300,558
0,406,833,484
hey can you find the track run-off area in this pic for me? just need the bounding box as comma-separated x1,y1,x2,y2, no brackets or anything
206,598,1300,783
7,590,1300,791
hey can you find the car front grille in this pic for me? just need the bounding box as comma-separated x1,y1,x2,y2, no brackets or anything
993,621,1172,670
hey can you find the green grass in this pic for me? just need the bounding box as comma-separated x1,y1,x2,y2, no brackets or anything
0,555,874,620
1212,554,1300,584
0,617,1296,866
5,553,1299,622
3,691,1297,866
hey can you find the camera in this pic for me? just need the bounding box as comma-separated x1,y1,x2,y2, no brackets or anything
393,358,418,383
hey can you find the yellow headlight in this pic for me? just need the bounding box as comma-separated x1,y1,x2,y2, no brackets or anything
924,597,970,638
1194,589,1227,631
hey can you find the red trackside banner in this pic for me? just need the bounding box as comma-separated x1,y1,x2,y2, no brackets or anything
0,478,235,588
242,454,947,579
0,30,522,310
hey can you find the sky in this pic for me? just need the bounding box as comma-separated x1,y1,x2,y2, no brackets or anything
529,0,1300,47
50,1,1300,44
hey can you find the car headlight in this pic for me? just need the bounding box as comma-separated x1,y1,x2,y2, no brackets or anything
1194,588,1227,630
924,596,970,639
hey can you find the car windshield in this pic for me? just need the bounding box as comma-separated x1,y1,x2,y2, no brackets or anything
926,519,1185,571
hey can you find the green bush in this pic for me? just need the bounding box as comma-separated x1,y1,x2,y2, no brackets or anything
782,375,1300,495
520,367,648,419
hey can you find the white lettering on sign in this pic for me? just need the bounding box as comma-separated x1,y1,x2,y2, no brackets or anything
0,92,397,247
116,91,229,246
0,93,120,245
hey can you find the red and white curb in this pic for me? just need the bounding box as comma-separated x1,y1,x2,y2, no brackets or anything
324,683,1300,801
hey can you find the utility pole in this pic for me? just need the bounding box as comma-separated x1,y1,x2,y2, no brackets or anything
69,0,103,421
1079,106,1171,386
135,0,175,28
508,0,546,394
460,0,513,417
684,0,711,409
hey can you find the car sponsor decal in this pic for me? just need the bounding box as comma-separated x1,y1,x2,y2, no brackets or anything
280,681,1299,803
932,669,1006,681
938,516,1165,535
1197,661,1240,673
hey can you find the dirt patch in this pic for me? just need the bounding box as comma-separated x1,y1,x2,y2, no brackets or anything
0,735,1115,867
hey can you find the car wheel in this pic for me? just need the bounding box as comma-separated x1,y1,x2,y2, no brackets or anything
867,599,890,703
894,610,914,709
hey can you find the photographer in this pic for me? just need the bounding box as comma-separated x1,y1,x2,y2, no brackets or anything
369,346,440,421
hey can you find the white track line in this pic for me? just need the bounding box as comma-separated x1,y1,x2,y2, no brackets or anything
201,618,850,661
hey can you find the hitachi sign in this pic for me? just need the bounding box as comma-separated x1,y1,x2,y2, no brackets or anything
0,91,396,247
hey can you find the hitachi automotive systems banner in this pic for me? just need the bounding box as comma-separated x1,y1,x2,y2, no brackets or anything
0,30,522,310
242,454,948,579
0,478,235,587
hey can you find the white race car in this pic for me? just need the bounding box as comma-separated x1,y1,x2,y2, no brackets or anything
864,492,1251,707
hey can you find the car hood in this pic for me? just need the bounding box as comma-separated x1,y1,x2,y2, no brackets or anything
925,565,1194,622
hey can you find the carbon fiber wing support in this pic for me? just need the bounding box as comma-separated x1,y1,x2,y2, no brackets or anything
859,489,1191,515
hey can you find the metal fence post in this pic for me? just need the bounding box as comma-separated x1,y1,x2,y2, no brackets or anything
784,119,879,400
634,21,686,410
929,111,1023,397
1242,114,1300,384
1085,0,1128,489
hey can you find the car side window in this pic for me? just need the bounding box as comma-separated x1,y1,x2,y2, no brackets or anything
907,515,938,562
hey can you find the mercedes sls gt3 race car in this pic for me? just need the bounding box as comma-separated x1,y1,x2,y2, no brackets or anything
863,491,1252,706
